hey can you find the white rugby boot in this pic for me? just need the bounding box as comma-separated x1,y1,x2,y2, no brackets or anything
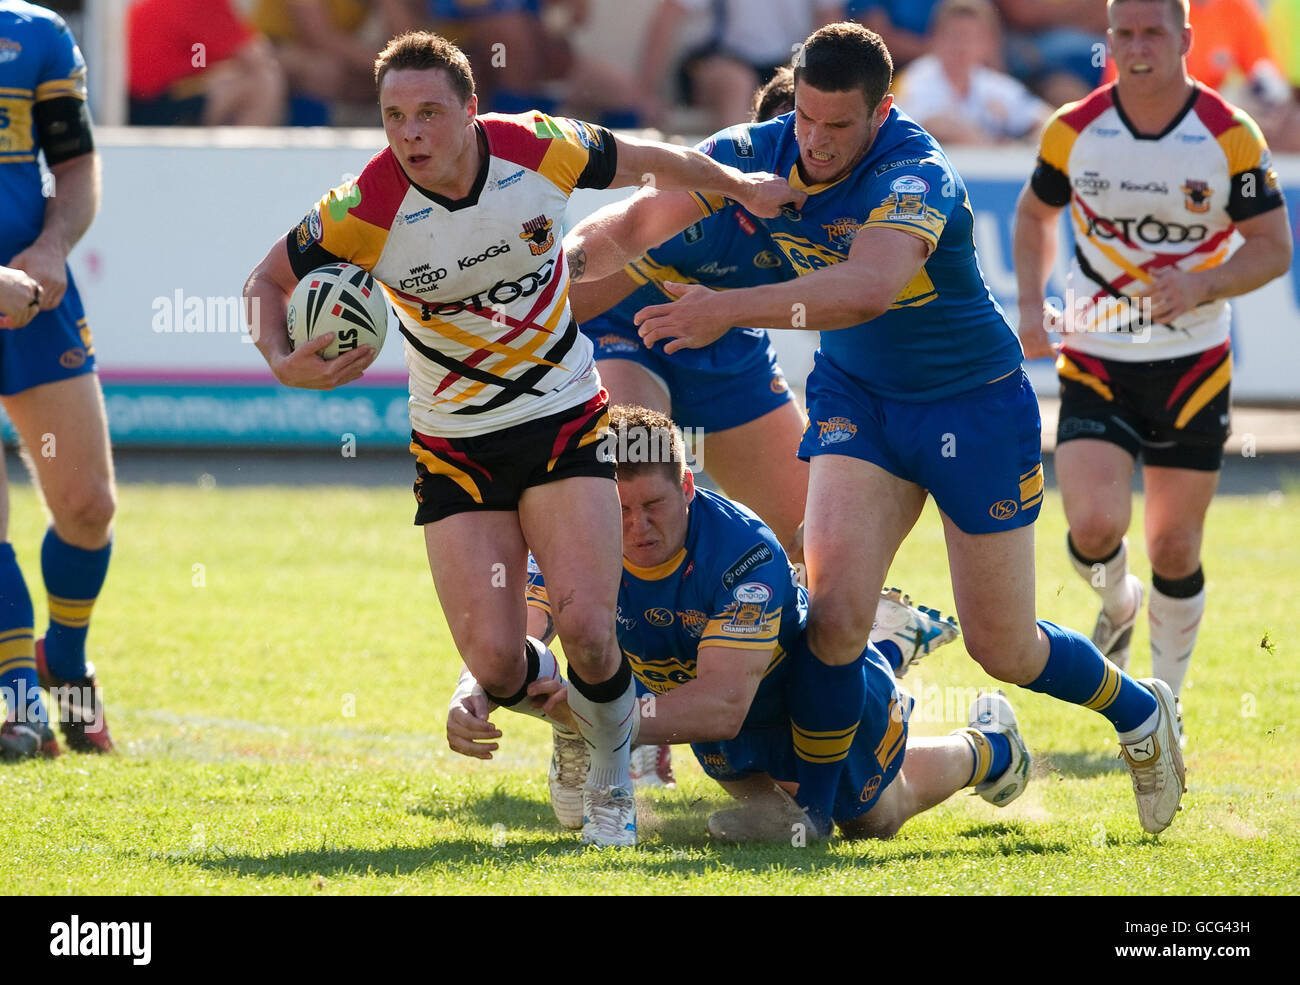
1120,678,1186,834
630,743,677,788
872,587,960,678
548,726,589,830
581,784,637,848
965,690,1031,807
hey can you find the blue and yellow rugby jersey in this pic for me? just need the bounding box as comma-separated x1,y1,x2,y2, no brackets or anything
0,1,90,261
690,108,1024,402
585,202,790,369
527,487,805,729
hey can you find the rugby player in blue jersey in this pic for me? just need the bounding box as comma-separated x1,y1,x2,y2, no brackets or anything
1,2,115,760
566,22,1186,834
447,405,1029,842
571,69,959,790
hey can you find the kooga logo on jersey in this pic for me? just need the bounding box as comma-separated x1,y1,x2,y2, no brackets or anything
459,243,511,269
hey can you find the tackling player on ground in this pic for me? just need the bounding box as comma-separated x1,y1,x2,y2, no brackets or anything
1,1,116,760
570,22,1189,834
447,405,1027,842
1014,0,1291,712
243,31,801,847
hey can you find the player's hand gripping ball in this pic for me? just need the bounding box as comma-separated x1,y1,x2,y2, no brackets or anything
287,263,389,359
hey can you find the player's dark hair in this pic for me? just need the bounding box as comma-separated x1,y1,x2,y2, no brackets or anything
752,66,795,122
793,22,893,111
607,404,687,484
374,31,476,104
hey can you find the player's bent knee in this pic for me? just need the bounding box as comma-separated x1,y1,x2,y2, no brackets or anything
838,810,902,841
49,485,116,543
806,603,875,665
552,608,618,672
964,633,1039,686
1068,518,1125,560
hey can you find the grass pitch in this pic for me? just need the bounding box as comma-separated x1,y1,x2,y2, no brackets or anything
2,469,1297,895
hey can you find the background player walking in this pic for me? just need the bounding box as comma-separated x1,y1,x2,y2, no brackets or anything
1014,0,1291,720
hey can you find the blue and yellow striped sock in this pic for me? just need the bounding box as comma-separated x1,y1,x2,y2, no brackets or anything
956,728,1012,786
788,636,868,828
41,529,112,681
0,544,47,725
1026,619,1157,735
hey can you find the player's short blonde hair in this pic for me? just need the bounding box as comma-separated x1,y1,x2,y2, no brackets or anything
1107,0,1191,30
932,0,1000,35
608,404,688,484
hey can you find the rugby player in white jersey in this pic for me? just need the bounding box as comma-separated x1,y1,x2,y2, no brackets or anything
1014,0,1291,714
243,31,801,847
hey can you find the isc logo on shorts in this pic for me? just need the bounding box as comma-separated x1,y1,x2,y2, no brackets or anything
59,347,87,369
989,499,1019,520
859,775,882,803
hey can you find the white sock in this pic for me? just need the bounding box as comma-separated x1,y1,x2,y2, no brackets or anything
1149,585,1205,697
566,665,635,791
1117,704,1161,744
1069,535,1136,618
485,637,565,724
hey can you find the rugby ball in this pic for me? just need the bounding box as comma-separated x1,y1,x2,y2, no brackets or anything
286,262,389,360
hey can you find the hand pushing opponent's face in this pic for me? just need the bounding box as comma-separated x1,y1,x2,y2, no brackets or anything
618,470,695,570
380,67,478,190
793,81,892,186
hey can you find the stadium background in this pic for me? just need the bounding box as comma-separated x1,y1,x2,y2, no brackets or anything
2,0,1297,449
1,1,1297,907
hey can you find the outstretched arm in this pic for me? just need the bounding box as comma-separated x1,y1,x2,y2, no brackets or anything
634,225,930,353
529,643,772,746
564,187,705,283
610,131,805,220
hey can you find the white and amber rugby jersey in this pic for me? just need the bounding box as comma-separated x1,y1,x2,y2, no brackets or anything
1031,83,1284,361
287,112,618,437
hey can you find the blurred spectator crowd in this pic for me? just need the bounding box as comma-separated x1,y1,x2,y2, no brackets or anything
51,0,1300,148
